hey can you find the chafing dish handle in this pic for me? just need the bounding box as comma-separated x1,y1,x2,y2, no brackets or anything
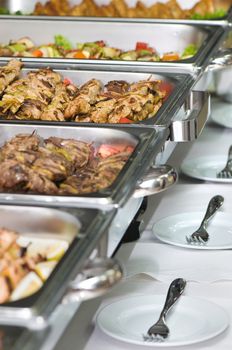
170,90,210,142
62,258,123,304
208,48,232,71
133,165,178,198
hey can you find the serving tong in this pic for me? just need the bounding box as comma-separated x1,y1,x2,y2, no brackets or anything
217,145,232,179
143,278,186,342
185,195,224,245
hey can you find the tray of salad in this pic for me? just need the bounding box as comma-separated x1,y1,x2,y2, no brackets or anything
0,18,225,71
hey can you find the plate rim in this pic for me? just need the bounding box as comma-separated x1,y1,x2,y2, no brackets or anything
181,156,232,183
96,294,229,347
152,211,232,250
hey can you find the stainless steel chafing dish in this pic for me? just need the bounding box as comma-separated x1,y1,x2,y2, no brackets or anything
0,18,225,72
0,0,231,25
193,25,232,102
0,124,177,209
0,205,120,329
0,65,209,139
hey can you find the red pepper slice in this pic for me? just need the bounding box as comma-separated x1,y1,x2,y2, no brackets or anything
119,117,133,124
135,42,149,51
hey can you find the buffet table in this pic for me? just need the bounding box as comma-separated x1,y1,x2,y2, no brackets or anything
72,97,232,350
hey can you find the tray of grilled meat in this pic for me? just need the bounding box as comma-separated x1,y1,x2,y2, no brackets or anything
0,121,175,208
0,18,225,72
0,204,120,329
0,60,210,141
0,0,231,24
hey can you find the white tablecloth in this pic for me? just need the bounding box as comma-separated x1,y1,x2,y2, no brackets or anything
83,100,232,350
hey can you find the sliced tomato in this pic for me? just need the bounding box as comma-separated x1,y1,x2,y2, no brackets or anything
98,144,134,158
32,49,43,57
73,51,87,59
159,81,174,100
119,117,133,124
162,52,180,61
136,42,148,51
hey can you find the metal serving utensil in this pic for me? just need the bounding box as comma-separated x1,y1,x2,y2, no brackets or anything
217,146,232,179
143,278,186,342
185,195,224,245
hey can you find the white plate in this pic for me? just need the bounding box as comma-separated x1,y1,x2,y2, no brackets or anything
153,212,232,250
181,156,232,183
211,100,232,129
97,295,229,347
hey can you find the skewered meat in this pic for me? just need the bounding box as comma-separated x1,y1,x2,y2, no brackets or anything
40,83,77,121
0,132,133,196
26,171,59,194
64,79,102,119
45,137,92,169
60,150,131,194
0,68,61,114
105,80,130,95
0,60,166,123
0,59,22,95
0,160,29,191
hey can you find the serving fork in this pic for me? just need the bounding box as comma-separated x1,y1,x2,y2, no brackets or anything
217,145,232,178
143,278,186,342
185,195,224,245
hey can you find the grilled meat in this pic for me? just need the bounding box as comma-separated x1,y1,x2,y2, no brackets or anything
40,83,77,121
0,60,165,123
64,79,102,119
60,166,97,194
105,80,130,94
0,131,133,196
45,137,92,169
26,170,59,194
1,133,41,158
33,147,72,181
60,151,130,194
0,160,29,191
0,68,61,114
87,98,117,123
0,59,22,95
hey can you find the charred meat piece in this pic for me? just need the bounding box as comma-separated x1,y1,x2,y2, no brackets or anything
64,79,102,119
130,79,163,95
16,99,46,120
33,147,72,181
45,137,92,169
0,68,61,114
0,59,23,95
60,166,97,194
105,80,130,94
86,98,117,123
0,160,29,191
95,151,130,188
40,83,77,121
0,133,41,158
25,170,58,194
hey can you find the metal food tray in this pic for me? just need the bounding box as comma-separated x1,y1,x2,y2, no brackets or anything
0,66,193,125
0,65,210,140
0,124,167,209
0,204,116,329
0,18,225,72
0,0,231,25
